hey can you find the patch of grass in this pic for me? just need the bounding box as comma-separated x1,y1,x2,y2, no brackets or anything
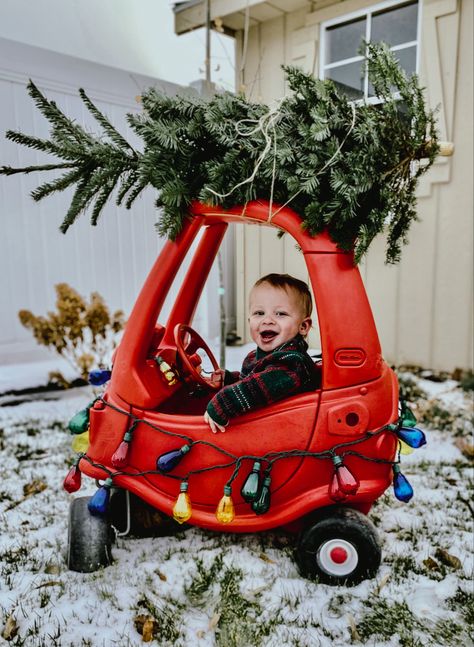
419,400,472,437
396,372,428,402
447,587,474,627
135,594,184,646
356,597,424,646
430,617,468,645
384,553,423,583
185,553,224,606
395,525,422,548
216,565,278,647
459,370,474,392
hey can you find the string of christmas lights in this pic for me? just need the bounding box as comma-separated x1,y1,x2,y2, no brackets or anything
63,397,426,524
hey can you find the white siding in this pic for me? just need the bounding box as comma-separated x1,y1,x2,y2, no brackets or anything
0,39,220,365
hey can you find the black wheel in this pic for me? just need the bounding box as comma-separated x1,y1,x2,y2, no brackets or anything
296,506,381,586
67,496,114,573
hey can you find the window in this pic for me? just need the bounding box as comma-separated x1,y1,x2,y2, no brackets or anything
320,0,420,101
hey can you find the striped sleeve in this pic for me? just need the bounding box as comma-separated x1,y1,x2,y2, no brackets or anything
206,352,313,426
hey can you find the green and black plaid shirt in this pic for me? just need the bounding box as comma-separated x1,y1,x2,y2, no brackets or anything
206,334,318,426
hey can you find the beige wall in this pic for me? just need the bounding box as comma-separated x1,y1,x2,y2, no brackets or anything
234,0,473,371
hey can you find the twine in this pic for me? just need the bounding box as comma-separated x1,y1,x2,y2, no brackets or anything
206,97,285,202
205,99,357,223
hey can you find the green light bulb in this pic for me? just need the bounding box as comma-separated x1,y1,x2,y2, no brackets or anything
240,461,261,502
251,475,271,515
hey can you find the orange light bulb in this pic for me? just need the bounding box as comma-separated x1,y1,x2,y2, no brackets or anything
215,486,235,523
172,482,192,524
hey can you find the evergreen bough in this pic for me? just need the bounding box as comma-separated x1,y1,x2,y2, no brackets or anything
1,43,438,263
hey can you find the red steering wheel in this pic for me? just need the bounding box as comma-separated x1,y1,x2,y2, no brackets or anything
174,324,220,390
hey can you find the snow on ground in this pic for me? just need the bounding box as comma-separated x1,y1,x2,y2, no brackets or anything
0,356,472,647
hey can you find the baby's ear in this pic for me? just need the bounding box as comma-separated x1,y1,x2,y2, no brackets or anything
300,317,312,336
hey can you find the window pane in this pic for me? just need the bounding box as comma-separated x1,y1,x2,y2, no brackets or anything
394,46,417,76
327,61,364,100
372,2,418,47
326,17,366,63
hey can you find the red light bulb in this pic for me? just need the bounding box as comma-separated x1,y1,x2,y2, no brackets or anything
111,440,130,469
336,463,360,495
328,471,347,502
63,464,81,493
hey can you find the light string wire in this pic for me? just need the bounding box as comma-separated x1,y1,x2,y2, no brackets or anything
78,397,400,490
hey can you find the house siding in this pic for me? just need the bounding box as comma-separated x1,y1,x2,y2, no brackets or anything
233,0,473,371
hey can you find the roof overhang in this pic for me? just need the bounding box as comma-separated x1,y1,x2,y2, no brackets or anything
173,1,312,36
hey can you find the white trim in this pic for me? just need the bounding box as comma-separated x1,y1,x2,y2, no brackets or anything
319,0,421,101
322,0,419,28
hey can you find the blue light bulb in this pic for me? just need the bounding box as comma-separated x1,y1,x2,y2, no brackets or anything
88,478,113,515
396,426,426,449
393,465,414,502
88,369,112,386
156,445,191,472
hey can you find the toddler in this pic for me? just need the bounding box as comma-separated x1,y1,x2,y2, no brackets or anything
204,273,318,433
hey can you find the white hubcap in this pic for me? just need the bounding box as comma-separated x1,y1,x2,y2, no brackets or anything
317,538,359,576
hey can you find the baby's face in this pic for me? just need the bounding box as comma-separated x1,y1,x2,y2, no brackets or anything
248,283,311,352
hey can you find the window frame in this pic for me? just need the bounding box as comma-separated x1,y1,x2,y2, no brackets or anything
319,0,422,104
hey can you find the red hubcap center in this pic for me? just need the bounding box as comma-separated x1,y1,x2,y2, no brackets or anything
330,546,348,564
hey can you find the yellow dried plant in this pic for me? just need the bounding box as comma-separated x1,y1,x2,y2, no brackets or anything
19,283,125,382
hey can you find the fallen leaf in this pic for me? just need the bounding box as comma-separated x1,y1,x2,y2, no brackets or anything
34,581,62,589
142,617,156,643
44,563,61,575
23,479,47,497
375,572,390,594
155,569,167,581
259,552,275,564
208,612,220,630
134,614,158,642
455,438,474,460
347,614,361,642
423,557,440,571
2,615,18,641
196,629,206,639
435,548,462,570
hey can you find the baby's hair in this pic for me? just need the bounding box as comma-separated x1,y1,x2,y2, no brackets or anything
253,273,312,318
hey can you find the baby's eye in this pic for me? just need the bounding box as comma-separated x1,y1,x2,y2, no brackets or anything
276,311,288,317
252,310,264,316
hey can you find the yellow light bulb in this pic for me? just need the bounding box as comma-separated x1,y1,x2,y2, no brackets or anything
172,482,192,524
72,430,89,453
399,440,414,455
215,486,235,524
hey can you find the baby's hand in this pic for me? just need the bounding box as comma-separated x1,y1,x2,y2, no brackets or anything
209,369,225,388
204,411,227,434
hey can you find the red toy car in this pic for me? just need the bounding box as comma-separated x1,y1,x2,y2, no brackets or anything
65,200,407,585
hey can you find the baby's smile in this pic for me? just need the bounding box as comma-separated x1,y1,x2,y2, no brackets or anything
260,330,278,341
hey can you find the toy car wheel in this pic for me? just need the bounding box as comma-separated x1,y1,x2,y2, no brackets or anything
67,496,114,573
296,507,381,586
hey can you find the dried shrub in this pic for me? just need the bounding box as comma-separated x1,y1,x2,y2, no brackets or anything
19,283,124,382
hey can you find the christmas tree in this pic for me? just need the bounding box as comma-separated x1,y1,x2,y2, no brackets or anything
1,43,439,263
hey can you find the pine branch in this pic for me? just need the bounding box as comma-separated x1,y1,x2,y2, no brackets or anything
31,167,85,201
27,81,95,146
2,44,440,261
79,88,137,154
0,162,75,176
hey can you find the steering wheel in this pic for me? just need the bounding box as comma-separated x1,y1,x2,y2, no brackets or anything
173,324,220,390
